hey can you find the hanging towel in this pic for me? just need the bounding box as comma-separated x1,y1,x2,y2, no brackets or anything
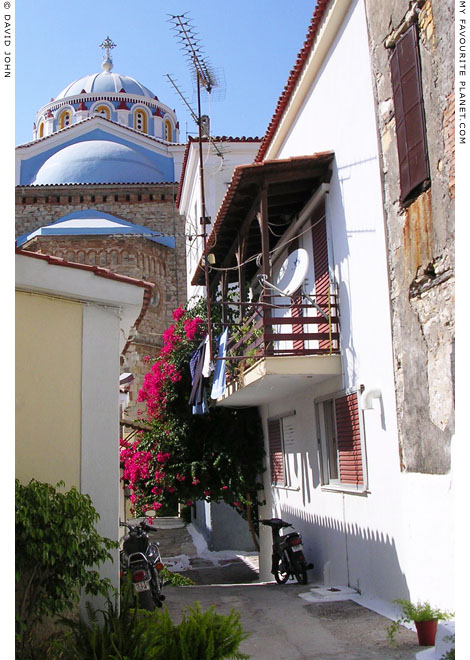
188,339,210,414
202,334,212,378
210,328,228,399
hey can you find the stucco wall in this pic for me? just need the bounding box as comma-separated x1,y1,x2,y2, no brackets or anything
363,0,455,473
15,291,82,489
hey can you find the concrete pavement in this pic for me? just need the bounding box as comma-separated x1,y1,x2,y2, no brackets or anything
147,517,423,659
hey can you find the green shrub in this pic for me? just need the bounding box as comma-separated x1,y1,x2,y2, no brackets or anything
58,578,249,660
58,575,153,660
148,602,250,660
15,478,118,659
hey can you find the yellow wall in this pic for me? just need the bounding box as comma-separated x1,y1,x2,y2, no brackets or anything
16,291,82,490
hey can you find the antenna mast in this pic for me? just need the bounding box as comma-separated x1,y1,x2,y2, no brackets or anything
168,13,218,361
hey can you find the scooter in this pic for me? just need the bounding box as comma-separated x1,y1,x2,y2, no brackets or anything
260,517,313,585
119,519,165,611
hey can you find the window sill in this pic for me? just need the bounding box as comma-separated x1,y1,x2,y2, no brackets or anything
320,484,369,495
272,484,300,492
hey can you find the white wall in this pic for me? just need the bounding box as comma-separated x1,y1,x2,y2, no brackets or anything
258,0,454,611
81,304,121,596
180,141,260,301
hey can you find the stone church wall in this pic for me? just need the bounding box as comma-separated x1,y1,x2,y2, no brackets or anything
364,0,455,473
16,183,188,420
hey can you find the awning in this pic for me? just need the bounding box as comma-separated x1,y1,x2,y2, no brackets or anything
192,151,334,287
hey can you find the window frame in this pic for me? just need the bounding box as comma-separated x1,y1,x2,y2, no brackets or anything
315,388,368,494
164,119,173,142
59,109,72,129
267,411,298,490
133,107,148,134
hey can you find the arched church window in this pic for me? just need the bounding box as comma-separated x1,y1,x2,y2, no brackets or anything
94,105,111,119
134,109,148,133
59,110,72,129
164,119,173,142
38,122,45,138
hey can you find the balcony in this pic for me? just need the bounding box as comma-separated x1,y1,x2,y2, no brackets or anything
214,294,342,406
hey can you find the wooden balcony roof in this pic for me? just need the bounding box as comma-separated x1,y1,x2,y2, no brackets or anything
192,151,334,287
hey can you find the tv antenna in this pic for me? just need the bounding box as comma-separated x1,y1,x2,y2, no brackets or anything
168,12,220,361
165,73,224,158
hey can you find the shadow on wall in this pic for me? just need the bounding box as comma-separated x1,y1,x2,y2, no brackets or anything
278,502,410,603
192,500,256,552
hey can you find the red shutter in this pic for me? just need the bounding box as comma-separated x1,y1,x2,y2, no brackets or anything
335,393,363,485
312,202,330,349
390,23,430,204
268,419,284,484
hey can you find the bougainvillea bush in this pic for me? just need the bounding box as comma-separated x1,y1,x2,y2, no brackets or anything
120,298,265,544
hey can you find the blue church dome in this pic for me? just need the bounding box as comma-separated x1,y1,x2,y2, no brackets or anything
55,71,156,100
32,140,171,185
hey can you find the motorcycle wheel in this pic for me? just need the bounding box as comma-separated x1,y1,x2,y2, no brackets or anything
273,555,290,584
151,569,164,608
137,587,156,611
292,558,308,585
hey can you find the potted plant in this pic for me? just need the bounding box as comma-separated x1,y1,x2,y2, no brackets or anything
387,599,454,647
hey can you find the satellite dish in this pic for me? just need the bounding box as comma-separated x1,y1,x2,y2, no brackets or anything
274,248,309,296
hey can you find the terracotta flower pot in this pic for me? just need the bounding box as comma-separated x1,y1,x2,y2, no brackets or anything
415,619,438,646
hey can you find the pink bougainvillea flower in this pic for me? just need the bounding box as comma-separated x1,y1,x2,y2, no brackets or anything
204,490,211,496
222,486,228,490
176,474,186,481
143,355,151,362
185,500,193,507
233,501,241,507
166,486,176,493
147,518,154,524
192,478,200,485
183,316,204,340
153,502,163,510
172,306,185,321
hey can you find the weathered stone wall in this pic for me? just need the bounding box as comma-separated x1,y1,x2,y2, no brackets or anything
364,0,455,473
16,183,188,420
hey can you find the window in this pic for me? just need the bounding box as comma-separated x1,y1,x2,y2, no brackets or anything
164,119,173,142
390,23,430,205
134,109,148,133
316,390,367,491
94,104,111,119
59,110,72,129
38,122,44,138
267,412,296,487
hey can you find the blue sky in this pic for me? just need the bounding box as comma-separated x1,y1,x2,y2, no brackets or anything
15,0,318,146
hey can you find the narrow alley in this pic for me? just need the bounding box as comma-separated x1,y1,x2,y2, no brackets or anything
149,518,424,660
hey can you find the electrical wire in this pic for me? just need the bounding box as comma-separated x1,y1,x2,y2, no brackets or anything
208,216,325,273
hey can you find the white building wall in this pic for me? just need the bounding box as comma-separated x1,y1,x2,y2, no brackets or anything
258,0,453,610
181,141,261,302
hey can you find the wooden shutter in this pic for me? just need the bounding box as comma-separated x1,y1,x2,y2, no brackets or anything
335,393,363,486
312,201,330,349
268,418,284,484
390,23,430,204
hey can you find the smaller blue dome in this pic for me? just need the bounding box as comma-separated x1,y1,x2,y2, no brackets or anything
32,140,169,185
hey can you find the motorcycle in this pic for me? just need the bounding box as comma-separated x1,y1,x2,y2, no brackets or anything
260,517,313,585
119,519,165,611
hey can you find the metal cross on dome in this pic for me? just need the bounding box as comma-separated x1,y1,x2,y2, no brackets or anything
99,36,117,59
